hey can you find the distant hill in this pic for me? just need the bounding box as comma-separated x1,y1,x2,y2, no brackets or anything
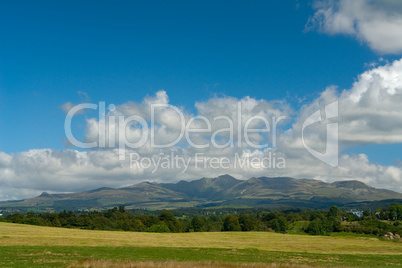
161,174,241,200
1,174,402,211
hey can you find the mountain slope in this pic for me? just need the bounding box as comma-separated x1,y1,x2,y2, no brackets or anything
1,183,192,209
161,174,241,200
1,176,401,210
219,177,401,208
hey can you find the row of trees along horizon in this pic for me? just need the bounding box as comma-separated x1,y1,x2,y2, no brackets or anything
1,203,402,236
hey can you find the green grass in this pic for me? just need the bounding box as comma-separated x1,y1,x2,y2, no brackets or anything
0,222,401,267
330,232,379,238
0,245,402,267
289,221,309,233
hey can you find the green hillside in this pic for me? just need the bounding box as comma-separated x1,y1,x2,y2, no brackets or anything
1,175,402,211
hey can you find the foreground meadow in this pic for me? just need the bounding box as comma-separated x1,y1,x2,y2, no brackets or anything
0,222,401,267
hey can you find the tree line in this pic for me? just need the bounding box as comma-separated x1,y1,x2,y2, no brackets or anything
1,204,401,236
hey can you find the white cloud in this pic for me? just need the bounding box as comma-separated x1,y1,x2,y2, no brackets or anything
60,91,91,114
60,102,75,114
83,91,290,152
306,0,402,54
328,59,402,144
285,58,402,154
1,146,402,201
3,60,402,200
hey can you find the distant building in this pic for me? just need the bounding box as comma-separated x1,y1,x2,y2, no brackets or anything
347,210,363,217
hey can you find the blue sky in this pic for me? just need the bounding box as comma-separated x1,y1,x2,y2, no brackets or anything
1,0,402,199
0,1,386,151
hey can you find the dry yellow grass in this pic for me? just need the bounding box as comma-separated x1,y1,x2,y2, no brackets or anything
69,259,324,268
0,222,401,255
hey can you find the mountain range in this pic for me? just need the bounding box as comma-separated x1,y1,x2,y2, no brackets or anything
1,175,402,211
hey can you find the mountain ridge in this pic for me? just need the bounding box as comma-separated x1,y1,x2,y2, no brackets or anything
1,175,401,210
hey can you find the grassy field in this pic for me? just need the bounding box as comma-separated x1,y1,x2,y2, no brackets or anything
0,222,401,267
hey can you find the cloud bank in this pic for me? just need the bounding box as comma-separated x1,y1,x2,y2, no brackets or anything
1,59,402,200
306,0,402,54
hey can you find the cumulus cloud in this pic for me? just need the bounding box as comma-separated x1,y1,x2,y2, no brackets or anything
1,147,401,201
83,91,290,152
306,0,402,54
303,58,402,145
2,60,402,200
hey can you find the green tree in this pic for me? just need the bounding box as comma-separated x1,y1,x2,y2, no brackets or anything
270,219,280,232
145,224,170,233
389,203,402,220
5,213,24,223
223,215,241,231
190,215,204,232
159,210,182,232
327,206,340,218
239,214,254,231
277,216,288,232
118,205,126,213
306,219,325,235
